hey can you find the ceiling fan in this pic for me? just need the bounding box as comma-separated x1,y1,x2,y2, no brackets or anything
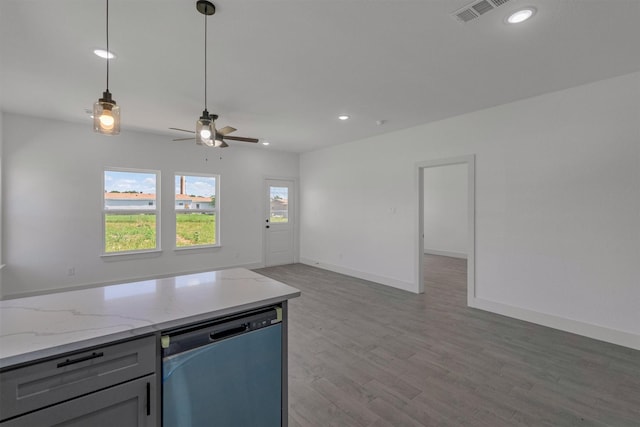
170,115,258,148
170,0,259,148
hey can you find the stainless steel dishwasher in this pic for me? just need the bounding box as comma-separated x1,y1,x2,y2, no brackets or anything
161,306,282,427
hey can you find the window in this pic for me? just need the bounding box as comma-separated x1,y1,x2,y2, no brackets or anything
175,174,219,248
270,186,289,223
103,169,160,254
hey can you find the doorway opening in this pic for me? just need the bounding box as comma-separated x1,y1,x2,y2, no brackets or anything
416,155,475,305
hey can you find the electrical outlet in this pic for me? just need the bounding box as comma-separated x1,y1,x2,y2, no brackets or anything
67,267,75,276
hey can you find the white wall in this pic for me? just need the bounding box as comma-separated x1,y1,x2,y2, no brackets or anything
1,113,298,297
0,111,4,281
300,72,640,348
423,164,467,258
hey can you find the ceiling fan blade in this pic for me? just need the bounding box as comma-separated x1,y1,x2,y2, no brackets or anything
169,127,196,134
212,139,229,148
172,137,195,141
223,135,259,143
217,126,237,136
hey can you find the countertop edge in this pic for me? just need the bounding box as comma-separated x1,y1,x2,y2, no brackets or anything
0,290,300,370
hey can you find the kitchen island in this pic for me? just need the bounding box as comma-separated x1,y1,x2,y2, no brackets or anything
0,268,300,426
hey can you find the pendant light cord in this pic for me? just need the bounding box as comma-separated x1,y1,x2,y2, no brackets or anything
106,0,110,91
204,9,207,111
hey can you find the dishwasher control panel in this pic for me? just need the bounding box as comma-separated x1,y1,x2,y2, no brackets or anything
161,306,280,357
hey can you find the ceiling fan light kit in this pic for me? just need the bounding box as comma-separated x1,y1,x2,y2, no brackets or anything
93,0,120,135
196,109,215,146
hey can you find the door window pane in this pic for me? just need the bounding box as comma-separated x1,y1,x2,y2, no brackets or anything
270,186,288,223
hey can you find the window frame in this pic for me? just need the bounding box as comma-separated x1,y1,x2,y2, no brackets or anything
102,167,161,256
174,173,220,250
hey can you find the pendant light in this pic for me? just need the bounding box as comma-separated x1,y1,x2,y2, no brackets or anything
195,0,216,146
93,0,120,135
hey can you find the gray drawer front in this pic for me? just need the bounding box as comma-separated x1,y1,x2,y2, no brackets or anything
0,374,156,427
0,335,156,421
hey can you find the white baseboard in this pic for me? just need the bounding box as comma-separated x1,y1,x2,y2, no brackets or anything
284,259,640,351
299,257,417,293
469,297,640,351
423,249,467,259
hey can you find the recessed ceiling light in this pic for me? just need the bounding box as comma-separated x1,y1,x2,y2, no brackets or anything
506,8,536,24
262,141,270,146
94,49,116,59
338,115,350,121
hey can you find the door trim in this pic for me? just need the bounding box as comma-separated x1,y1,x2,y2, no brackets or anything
416,155,475,304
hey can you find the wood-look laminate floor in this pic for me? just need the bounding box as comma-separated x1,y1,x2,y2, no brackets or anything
253,256,640,426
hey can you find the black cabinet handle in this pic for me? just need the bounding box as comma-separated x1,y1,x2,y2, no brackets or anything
57,351,104,368
146,382,151,416
266,225,270,228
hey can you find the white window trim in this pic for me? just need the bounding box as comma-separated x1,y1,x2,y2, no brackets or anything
102,167,161,256
174,173,220,250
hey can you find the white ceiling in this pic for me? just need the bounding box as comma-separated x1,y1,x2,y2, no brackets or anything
1,0,638,153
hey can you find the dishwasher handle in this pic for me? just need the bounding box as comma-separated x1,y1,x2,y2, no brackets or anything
210,324,249,342
162,306,279,357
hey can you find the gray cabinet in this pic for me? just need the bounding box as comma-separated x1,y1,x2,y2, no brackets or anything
0,375,156,427
0,336,156,426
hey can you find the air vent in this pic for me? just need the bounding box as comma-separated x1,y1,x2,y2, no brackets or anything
451,0,511,23
472,0,494,15
456,9,478,23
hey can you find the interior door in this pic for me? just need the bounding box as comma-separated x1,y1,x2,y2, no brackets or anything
265,179,295,266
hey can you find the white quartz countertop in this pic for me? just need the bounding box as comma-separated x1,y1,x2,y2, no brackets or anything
0,268,300,369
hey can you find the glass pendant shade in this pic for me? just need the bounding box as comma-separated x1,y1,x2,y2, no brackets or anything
93,91,120,135
196,111,214,146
